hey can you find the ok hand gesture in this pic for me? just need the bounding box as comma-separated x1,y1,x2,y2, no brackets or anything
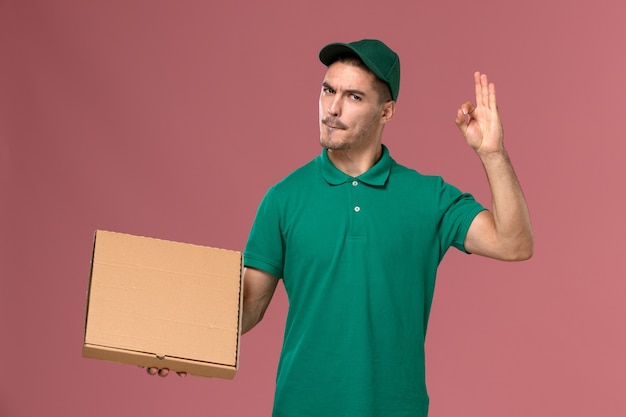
455,72,504,156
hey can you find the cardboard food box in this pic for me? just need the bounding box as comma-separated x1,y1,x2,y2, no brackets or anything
83,230,243,379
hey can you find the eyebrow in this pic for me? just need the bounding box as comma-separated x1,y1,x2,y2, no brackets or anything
322,81,367,97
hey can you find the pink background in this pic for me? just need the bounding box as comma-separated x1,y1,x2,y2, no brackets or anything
1,1,625,416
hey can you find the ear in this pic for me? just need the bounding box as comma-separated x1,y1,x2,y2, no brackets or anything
380,100,396,125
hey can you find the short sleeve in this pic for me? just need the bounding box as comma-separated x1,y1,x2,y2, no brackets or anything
437,180,486,255
243,186,285,278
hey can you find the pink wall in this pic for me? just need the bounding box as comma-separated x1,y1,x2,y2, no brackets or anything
1,1,625,416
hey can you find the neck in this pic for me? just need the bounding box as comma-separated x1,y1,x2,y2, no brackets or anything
327,144,383,177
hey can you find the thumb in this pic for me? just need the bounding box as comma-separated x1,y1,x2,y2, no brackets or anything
455,108,468,134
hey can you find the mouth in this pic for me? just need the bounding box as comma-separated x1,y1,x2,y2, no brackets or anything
322,118,347,130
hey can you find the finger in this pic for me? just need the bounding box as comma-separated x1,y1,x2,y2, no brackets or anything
488,82,497,109
474,71,482,106
146,367,158,376
455,109,465,125
176,371,188,378
459,101,475,116
158,368,170,377
480,73,489,108
455,109,468,134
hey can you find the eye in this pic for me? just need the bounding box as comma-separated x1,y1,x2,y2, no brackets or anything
322,86,335,94
349,94,362,101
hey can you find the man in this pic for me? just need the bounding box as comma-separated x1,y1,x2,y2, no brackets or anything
153,39,533,417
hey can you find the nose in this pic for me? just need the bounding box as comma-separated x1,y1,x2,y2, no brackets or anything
327,95,341,117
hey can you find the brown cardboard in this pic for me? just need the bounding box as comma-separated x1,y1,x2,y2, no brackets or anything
83,230,243,379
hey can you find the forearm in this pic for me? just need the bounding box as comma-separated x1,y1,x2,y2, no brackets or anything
479,149,533,259
241,267,278,334
241,298,265,334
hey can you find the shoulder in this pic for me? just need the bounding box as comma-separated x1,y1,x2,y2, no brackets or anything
273,157,319,189
388,159,448,189
387,159,477,213
259,157,321,207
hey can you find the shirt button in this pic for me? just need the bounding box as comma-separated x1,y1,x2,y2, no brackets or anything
352,180,359,186
354,206,361,212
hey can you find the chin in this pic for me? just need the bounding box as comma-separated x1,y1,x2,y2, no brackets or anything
320,138,349,151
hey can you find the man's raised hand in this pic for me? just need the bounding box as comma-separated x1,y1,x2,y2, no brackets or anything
455,72,504,155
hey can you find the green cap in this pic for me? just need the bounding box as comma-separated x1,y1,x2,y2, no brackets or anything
319,39,400,101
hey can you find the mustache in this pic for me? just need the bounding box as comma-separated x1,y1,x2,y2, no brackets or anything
321,117,348,130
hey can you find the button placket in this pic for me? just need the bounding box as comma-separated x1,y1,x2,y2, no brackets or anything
348,178,365,237
351,179,361,213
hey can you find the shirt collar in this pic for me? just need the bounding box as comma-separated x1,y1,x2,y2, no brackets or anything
320,145,392,186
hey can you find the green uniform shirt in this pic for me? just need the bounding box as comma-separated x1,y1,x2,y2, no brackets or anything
244,145,485,417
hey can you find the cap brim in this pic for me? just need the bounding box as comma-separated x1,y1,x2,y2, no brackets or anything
319,43,360,66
